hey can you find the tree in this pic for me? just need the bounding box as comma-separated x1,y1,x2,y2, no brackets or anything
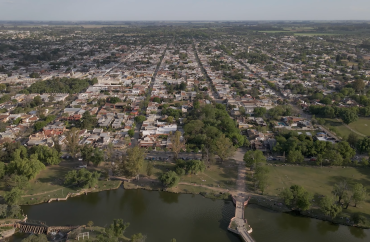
351,213,367,226
7,152,45,180
152,97,161,103
21,234,48,242
128,129,135,138
81,111,96,129
6,174,30,190
286,150,304,163
0,204,7,218
347,133,359,148
105,219,130,239
108,97,121,104
320,196,342,218
91,148,105,167
31,146,61,165
244,150,266,169
34,121,47,131
324,149,343,166
353,79,365,93
87,221,94,227
170,131,185,160
81,144,94,165
7,205,21,218
254,107,267,117
166,116,174,123
340,109,358,125
105,143,115,163
239,106,246,115
131,233,146,242
160,171,180,187
213,134,236,162
4,187,23,205
146,163,153,176
357,137,370,154
332,180,349,203
120,146,146,178
65,128,80,158
187,160,206,175
134,115,146,123
0,161,5,179
280,185,312,211
352,183,367,207
336,141,355,160
52,136,62,153
64,169,100,188
254,164,269,194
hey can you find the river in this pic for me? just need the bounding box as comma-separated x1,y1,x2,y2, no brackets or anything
14,188,370,242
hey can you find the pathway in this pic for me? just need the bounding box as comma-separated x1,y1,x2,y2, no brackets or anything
229,148,255,242
336,118,366,137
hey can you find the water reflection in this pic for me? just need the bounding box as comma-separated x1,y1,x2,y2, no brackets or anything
158,191,179,204
276,212,311,232
79,191,101,205
316,220,339,235
119,189,146,216
349,226,368,239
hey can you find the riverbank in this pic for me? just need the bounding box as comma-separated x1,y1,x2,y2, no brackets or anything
19,180,122,206
122,176,370,229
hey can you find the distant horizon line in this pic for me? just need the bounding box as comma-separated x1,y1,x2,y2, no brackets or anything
0,20,370,22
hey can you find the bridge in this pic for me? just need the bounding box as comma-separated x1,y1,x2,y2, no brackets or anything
227,148,255,242
15,220,80,236
228,196,255,242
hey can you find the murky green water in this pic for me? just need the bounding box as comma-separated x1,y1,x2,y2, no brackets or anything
15,188,370,242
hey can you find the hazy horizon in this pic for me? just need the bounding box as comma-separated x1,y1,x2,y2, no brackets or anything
0,0,370,21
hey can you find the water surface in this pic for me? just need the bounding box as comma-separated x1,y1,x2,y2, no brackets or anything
19,188,369,242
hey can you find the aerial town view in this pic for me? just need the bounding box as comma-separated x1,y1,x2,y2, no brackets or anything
0,1,370,242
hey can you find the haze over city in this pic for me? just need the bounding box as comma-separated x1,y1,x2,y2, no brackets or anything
1,0,370,242
0,0,370,21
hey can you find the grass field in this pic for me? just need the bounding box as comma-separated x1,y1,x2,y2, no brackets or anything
348,118,370,136
0,161,121,205
323,118,357,138
256,165,370,224
141,159,238,190
293,32,340,36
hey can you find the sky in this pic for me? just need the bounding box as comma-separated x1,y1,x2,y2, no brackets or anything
0,0,369,21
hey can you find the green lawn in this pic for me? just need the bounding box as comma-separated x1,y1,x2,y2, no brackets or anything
0,161,121,205
294,32,340,36
324,118,357,138
259,165,370,224
141,160,238,190
348,118,370,136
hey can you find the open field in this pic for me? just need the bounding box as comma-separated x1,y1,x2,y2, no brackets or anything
141,159,238,191
348,118,370,136
259,30,291,33
0,161,121,205
256,165,370,225
293,32,340,36
323,118,357,138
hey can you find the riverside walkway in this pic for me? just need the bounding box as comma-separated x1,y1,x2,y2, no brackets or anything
228,148,255,242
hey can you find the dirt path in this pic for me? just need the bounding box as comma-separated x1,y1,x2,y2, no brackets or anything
337,119,366,137
22,188,63,197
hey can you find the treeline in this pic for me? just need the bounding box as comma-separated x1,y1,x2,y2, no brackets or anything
274,131,358,166
0,144,61,205
235,52,269,64
22,77,97,94
309,105,358,124
280,182,368,226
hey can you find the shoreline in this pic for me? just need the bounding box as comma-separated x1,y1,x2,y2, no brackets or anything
19,181,122,206
14,179,370,230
